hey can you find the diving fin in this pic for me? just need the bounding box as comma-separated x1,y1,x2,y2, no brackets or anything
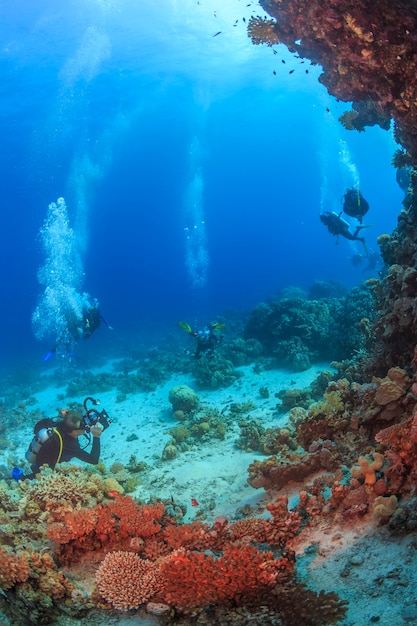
178,321,192,334
211,322,226,331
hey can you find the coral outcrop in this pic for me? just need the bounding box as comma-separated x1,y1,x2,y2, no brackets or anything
252,0,417,163
244,286,374,371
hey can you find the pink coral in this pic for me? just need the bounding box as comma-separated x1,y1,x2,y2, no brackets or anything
96,550,163,610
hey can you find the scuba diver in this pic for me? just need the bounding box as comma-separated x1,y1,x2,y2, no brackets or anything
342,188,370,223
44,293,113,361
24,397,111,478
320,211,369,254
321,187,371,254
178,320,225,359
362,249,381,273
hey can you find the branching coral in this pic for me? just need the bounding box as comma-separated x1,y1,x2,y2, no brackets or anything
96,551,163,610
159,545,291,611
248,16,280,46
47,495,165,557
0,547,30,590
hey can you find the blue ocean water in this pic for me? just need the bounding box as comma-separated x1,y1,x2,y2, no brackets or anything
0,0,403,368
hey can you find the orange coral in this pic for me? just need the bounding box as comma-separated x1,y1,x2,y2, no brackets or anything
351,452,384,485
96,550,163,610
0,547,30,589
163,519,212,550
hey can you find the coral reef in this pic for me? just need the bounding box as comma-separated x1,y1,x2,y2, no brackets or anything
0,462,347,625
252,0,417,163
244,286,374,371
339,98,391,132
191,352,243,389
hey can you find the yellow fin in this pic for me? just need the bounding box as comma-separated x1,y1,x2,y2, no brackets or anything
178,321,192,333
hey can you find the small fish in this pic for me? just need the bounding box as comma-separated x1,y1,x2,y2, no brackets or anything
273,49,278,55
212,31,222,37
305,69,309,74
281,59,286,64
326,107,330,112
242,17,246,22
191,498,200,507
107,490,120,498
273,70,276,75
289,69,294,74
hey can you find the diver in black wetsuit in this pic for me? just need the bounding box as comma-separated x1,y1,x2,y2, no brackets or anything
320,211,370,254
342,188,370,224
44,294,112,361
25,399,111,477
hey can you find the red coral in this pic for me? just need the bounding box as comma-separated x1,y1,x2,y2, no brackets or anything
47,495,166,554
375,415,417,482
265,495,302,543
96,550,163,610
107,496,165,539
162,520,211,550
384,450,406,479
229,517,269,543
47,507,99,544
159,544,291,611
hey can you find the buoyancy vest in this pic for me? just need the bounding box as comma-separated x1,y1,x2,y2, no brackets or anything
25,420,63,466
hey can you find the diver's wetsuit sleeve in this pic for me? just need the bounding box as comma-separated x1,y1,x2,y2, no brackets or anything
73,436,101,465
